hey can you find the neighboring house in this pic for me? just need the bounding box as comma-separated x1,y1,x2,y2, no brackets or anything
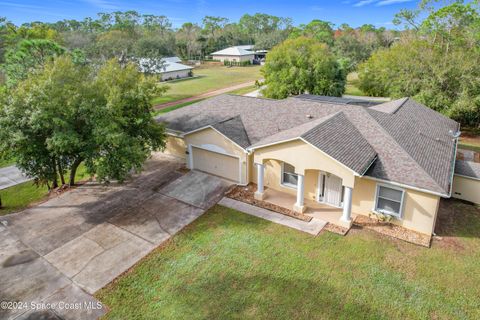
452,160,480,204
162,56,182,63
156,94,468,236
138,57,193,81
211,45,267,64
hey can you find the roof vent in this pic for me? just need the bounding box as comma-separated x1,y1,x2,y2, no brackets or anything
306,114,314,119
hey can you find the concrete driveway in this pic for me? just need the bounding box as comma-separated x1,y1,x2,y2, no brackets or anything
0,154,232,320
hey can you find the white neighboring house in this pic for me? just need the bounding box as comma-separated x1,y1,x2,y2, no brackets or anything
162,56,182,63
138,57,193,81
211,45,257,63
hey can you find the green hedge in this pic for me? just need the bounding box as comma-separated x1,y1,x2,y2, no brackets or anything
223,60,252,67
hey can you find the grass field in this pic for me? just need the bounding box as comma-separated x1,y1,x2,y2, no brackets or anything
345,72,365,96
0,164,92,216
152,65,262,105
98,202,480,320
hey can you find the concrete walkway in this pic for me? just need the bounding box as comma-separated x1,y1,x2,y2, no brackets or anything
0,166,31,190
153,80,259,110
218,197,327,235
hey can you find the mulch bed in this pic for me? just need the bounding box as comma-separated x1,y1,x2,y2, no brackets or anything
225,183,312,222
353,215,432,247
323,223,349,236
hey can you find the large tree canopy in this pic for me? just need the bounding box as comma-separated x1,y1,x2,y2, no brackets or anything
261,37,346,99
358,1,480,127
3,39,65,86
0,56,167,188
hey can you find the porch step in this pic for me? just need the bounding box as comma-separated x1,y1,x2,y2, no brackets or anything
218,197,327,235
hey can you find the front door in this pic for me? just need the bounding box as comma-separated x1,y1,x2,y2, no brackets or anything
318,173,343,207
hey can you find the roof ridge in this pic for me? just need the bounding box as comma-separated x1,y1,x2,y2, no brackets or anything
361,106,446,193
300,111,343,138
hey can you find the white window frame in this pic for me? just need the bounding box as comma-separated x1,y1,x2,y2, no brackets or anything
373,183,405,218
281,162,298,189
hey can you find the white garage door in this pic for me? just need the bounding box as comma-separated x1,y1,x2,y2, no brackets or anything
191,146,240,182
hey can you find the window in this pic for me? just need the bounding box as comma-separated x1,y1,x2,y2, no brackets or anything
282,162,298,188
374,184,405,218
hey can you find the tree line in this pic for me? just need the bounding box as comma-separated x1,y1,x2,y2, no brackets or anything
357,0,480,127
0,12,397,85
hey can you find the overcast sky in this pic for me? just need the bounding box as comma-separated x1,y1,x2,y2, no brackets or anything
1,0,419,28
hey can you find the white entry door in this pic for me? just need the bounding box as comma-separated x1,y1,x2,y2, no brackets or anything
318,173,343,207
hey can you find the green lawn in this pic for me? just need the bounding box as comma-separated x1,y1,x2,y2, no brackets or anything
98,203,480,320
459,142,480,153
0,182,48,215
152,99,205,117
0,157,15,168
0,164,92,215
345,72,365,96
152,65,262,105
227,84,258,96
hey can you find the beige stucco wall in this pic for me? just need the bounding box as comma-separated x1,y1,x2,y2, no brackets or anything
184,127,248,185
212,54,254,62
251,158,320,199
164,135,187,160
352,177,441,235
252,139,355,188
167,131,441,235
452,175,480,204
161,69,191,81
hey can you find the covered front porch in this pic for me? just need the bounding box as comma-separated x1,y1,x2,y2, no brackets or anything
253,158,356,229
258,188,357,228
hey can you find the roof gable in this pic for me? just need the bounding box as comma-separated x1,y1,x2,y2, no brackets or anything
211,116,250,149
368,99,459,193
301,112,377,175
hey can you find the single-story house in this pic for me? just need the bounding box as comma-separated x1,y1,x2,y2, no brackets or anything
156,94,477,236
138,57,193,81
211,45,266,64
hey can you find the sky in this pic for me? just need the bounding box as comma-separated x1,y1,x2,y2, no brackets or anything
1,0,420,28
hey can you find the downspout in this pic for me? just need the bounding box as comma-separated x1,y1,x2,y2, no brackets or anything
447,135,459,198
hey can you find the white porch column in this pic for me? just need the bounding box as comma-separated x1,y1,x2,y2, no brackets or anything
187,144,193,169
254,163,265,200
293,174,306,213
341,186,353,223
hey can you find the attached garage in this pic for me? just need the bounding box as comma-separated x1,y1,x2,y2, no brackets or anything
190,146,240,182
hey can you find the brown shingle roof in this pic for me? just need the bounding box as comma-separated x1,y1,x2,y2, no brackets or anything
157,94,459,195
455,160,480,180
301,112,377,175
211,115,251,149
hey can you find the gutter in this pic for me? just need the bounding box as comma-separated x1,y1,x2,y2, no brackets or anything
447,135,459,198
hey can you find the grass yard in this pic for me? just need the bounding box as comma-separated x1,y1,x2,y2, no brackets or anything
98,202,480,320
459,128,480,152
0,157,15,168
227,84,258,96
152,99,205,117
0,182,48,215
151,65,262,105
345,72,365,96
0,164,92,215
